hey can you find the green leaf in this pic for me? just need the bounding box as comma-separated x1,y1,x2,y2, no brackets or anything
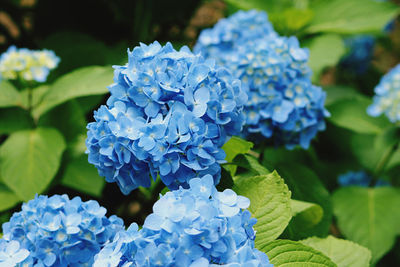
233,154,270,179
0,80,21,108
233,171,292,247
33,66,113,119
290,199,324,230
304,34,346,82
61,154,105,197
332,186,400,263
260,239,337,267
0,128,66,200
327,97,390,134
323,85,364,106
0,108,34,134
301,235,372,267
306,0,400,34
38,100,87,142
222,136,254,175
277,163,332,239
0,184,20,212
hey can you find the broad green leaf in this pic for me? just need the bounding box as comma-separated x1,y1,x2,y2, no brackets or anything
332,186,400,263
305,34,346,81
0,128,66,200
260,239,337,267
233,154,270,179
233,171,292,247
290,199,324,229
270,8,314,34
0,108,34,134
301,235,371,267
323,85,364,106
33,66,113,119
222,136,254,175
0,184,20,212
76,95,105,114
327,97,390,134
277,163,332,239
306,0,400,34
61,154,105,197
0,80,21,108
38,100,86,142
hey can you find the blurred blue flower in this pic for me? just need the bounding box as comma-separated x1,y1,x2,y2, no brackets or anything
195,10,329,149
0,46,59,82
1,194,124,266
0,240,29,267
86,41,247,194
367,64,400,122
93,174,273,267
340,35,375,75
338,170,390,187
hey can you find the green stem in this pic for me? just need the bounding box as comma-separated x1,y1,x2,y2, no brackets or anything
373,141,399,182
28,86,33,113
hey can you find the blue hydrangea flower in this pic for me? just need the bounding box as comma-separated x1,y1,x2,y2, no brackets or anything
340,35,375,75
93,174,273,267
194,10,329,149
367,64,400,122
338,170,390,187
0,46,60,82
1,194,125,266
0,239,29,267
86,41,247,194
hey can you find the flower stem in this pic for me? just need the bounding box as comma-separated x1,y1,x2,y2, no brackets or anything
373,140,399,182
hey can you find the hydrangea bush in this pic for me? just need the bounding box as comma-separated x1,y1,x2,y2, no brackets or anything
93,175,272,267
194,10,329,149
86,41,247,194
0,46,60,82
0,195,124,266
367,63,400,122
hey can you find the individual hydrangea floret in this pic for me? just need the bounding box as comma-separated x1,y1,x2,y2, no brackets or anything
338,170,389,187
1,194,124,266
86,41,247,194
0,46,60,82
93,174,273,267
0,239,29,267
194,10,329,149
340,35,375,74
367,64,400,122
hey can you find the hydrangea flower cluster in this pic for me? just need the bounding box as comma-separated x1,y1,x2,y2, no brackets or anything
93,175,273,267
367,64,400,122
0,239,29,267
1,194,124,266
194,10,329,149
0,46,60,82
338,170,389,187
340,35,375,74
86,41,247,194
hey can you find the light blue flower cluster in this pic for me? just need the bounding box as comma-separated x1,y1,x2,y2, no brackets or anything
367,64,400,122
86,41,247,194
0,46,59,82
340,35,375,74
194,10,329,149
93,175,272,267
0,239,29,267
1,194,124,266
338,170,389,187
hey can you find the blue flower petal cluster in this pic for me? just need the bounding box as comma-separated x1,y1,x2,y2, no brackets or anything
1,194,124,266
367,64,400,122
86,41,247,194
0,46,60,82
194,10,329,149
0,240,29,267
338,170,389,187
340,35,375,74
93,174,272,267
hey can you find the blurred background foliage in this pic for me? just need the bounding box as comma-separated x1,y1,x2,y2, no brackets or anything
1,0,400,265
